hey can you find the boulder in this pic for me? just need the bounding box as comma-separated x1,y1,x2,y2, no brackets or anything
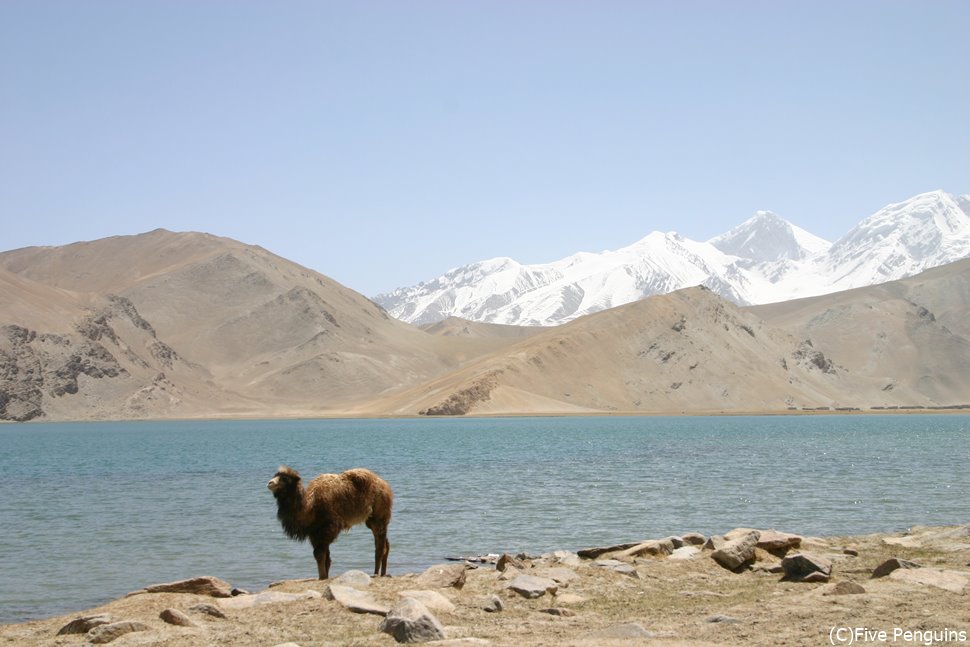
482,594,504,613
496,554,525,572
159,608,197,627
781,552,832,582
399,589,456,613
680,532,706,546
871,557,922,579
615,537,676,558
416,564,467,590
325,584,389,616
703,535,727,551
711,531,760,571
577,542,640,560
220,589,322,610
378,598,446,643
144,576,233,597
57,614,113,635
889,568,968,593
506,575,559,599
756,530,802,555
333,570,371,588
87,621,151,644
188,603,226,619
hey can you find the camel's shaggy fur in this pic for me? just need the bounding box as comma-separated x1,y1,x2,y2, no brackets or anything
267,465,393,579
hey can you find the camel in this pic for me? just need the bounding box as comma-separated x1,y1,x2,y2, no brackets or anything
267,465,393,579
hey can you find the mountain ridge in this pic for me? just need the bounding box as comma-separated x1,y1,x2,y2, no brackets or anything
376,190,970,326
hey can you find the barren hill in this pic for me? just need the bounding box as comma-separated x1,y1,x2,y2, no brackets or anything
2,230,968,421
0,231,522,421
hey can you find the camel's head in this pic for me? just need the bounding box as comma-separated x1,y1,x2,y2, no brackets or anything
268,465,301,496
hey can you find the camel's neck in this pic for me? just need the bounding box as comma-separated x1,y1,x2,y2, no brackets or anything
275,486,310,541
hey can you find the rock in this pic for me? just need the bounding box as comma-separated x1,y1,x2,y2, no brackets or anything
497,566,522,581
325,584,389,616
482,594,504,612
889,568,968,593
781,552,833,582
706,614,741,624
230,587,251,596
592,560,640,578
159,608,197,627
669,546,701,560
883,535,922,548
843,548,859,557
379,598,446,643
144,575,233,597
871,557,922,578
57,614,113,635
416,564,467,590
577,542,639,560
711,530,760,571
752,563,785,574
506,575,559,599
87,621,151,644
545,550,582,567
540,567,579,585
272,643,302,647
823,581,866,596
554,593,587,606
703,535,727,551
540,607,575,617
400,589,456,613
615,537,676,558
496,554,525,572
333,570,371,588
220,589,322,610
680,532,706,546
756,530,802,556
188,603,227,618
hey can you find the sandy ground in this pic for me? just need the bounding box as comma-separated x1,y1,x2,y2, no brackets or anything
2,525,969,647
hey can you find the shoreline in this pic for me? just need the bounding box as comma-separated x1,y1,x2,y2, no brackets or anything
4,524,968,646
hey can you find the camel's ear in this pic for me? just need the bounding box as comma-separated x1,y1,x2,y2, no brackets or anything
276,465,301,481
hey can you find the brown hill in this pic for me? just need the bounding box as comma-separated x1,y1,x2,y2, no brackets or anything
0,230,520,421
2,230,968,421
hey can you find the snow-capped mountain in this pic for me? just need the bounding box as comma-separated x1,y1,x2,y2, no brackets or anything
375,190,970,326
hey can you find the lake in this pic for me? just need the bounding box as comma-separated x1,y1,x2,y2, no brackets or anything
1,414,968,623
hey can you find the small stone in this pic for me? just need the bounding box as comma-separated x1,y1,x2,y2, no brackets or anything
188,603,227,619
482,594,504,613
781,552,833,582
87,621,151,644
333,570,372,588
823,581,866,596
843,548,859,557
230,587,251,596
496,554,525,572
506,575,559,599
540,567,579,585
871,557,922,578
57,614,113,635
144,575,233,597
416,564,467,590
540,607,575,617
756,530,802,556
711,531,760,571
159,608,197,627
400,589,456,613
706,614,741,624
325,584,389,616
378,598,446,643
669,546,701,560
680,532,707,546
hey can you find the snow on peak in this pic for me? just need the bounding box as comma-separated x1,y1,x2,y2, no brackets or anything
709,210,830,262
373,189,969,326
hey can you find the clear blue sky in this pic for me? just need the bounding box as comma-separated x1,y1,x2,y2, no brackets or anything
2,1,968,296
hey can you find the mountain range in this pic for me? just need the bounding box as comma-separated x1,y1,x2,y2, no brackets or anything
1,211,969,421
375,190,970,326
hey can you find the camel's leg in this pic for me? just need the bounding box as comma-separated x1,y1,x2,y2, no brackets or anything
310,538,332,580
367,519,390,576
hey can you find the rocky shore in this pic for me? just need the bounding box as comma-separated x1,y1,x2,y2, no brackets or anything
3,524,969,646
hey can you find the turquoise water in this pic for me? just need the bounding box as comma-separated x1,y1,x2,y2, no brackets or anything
1,415,968,623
